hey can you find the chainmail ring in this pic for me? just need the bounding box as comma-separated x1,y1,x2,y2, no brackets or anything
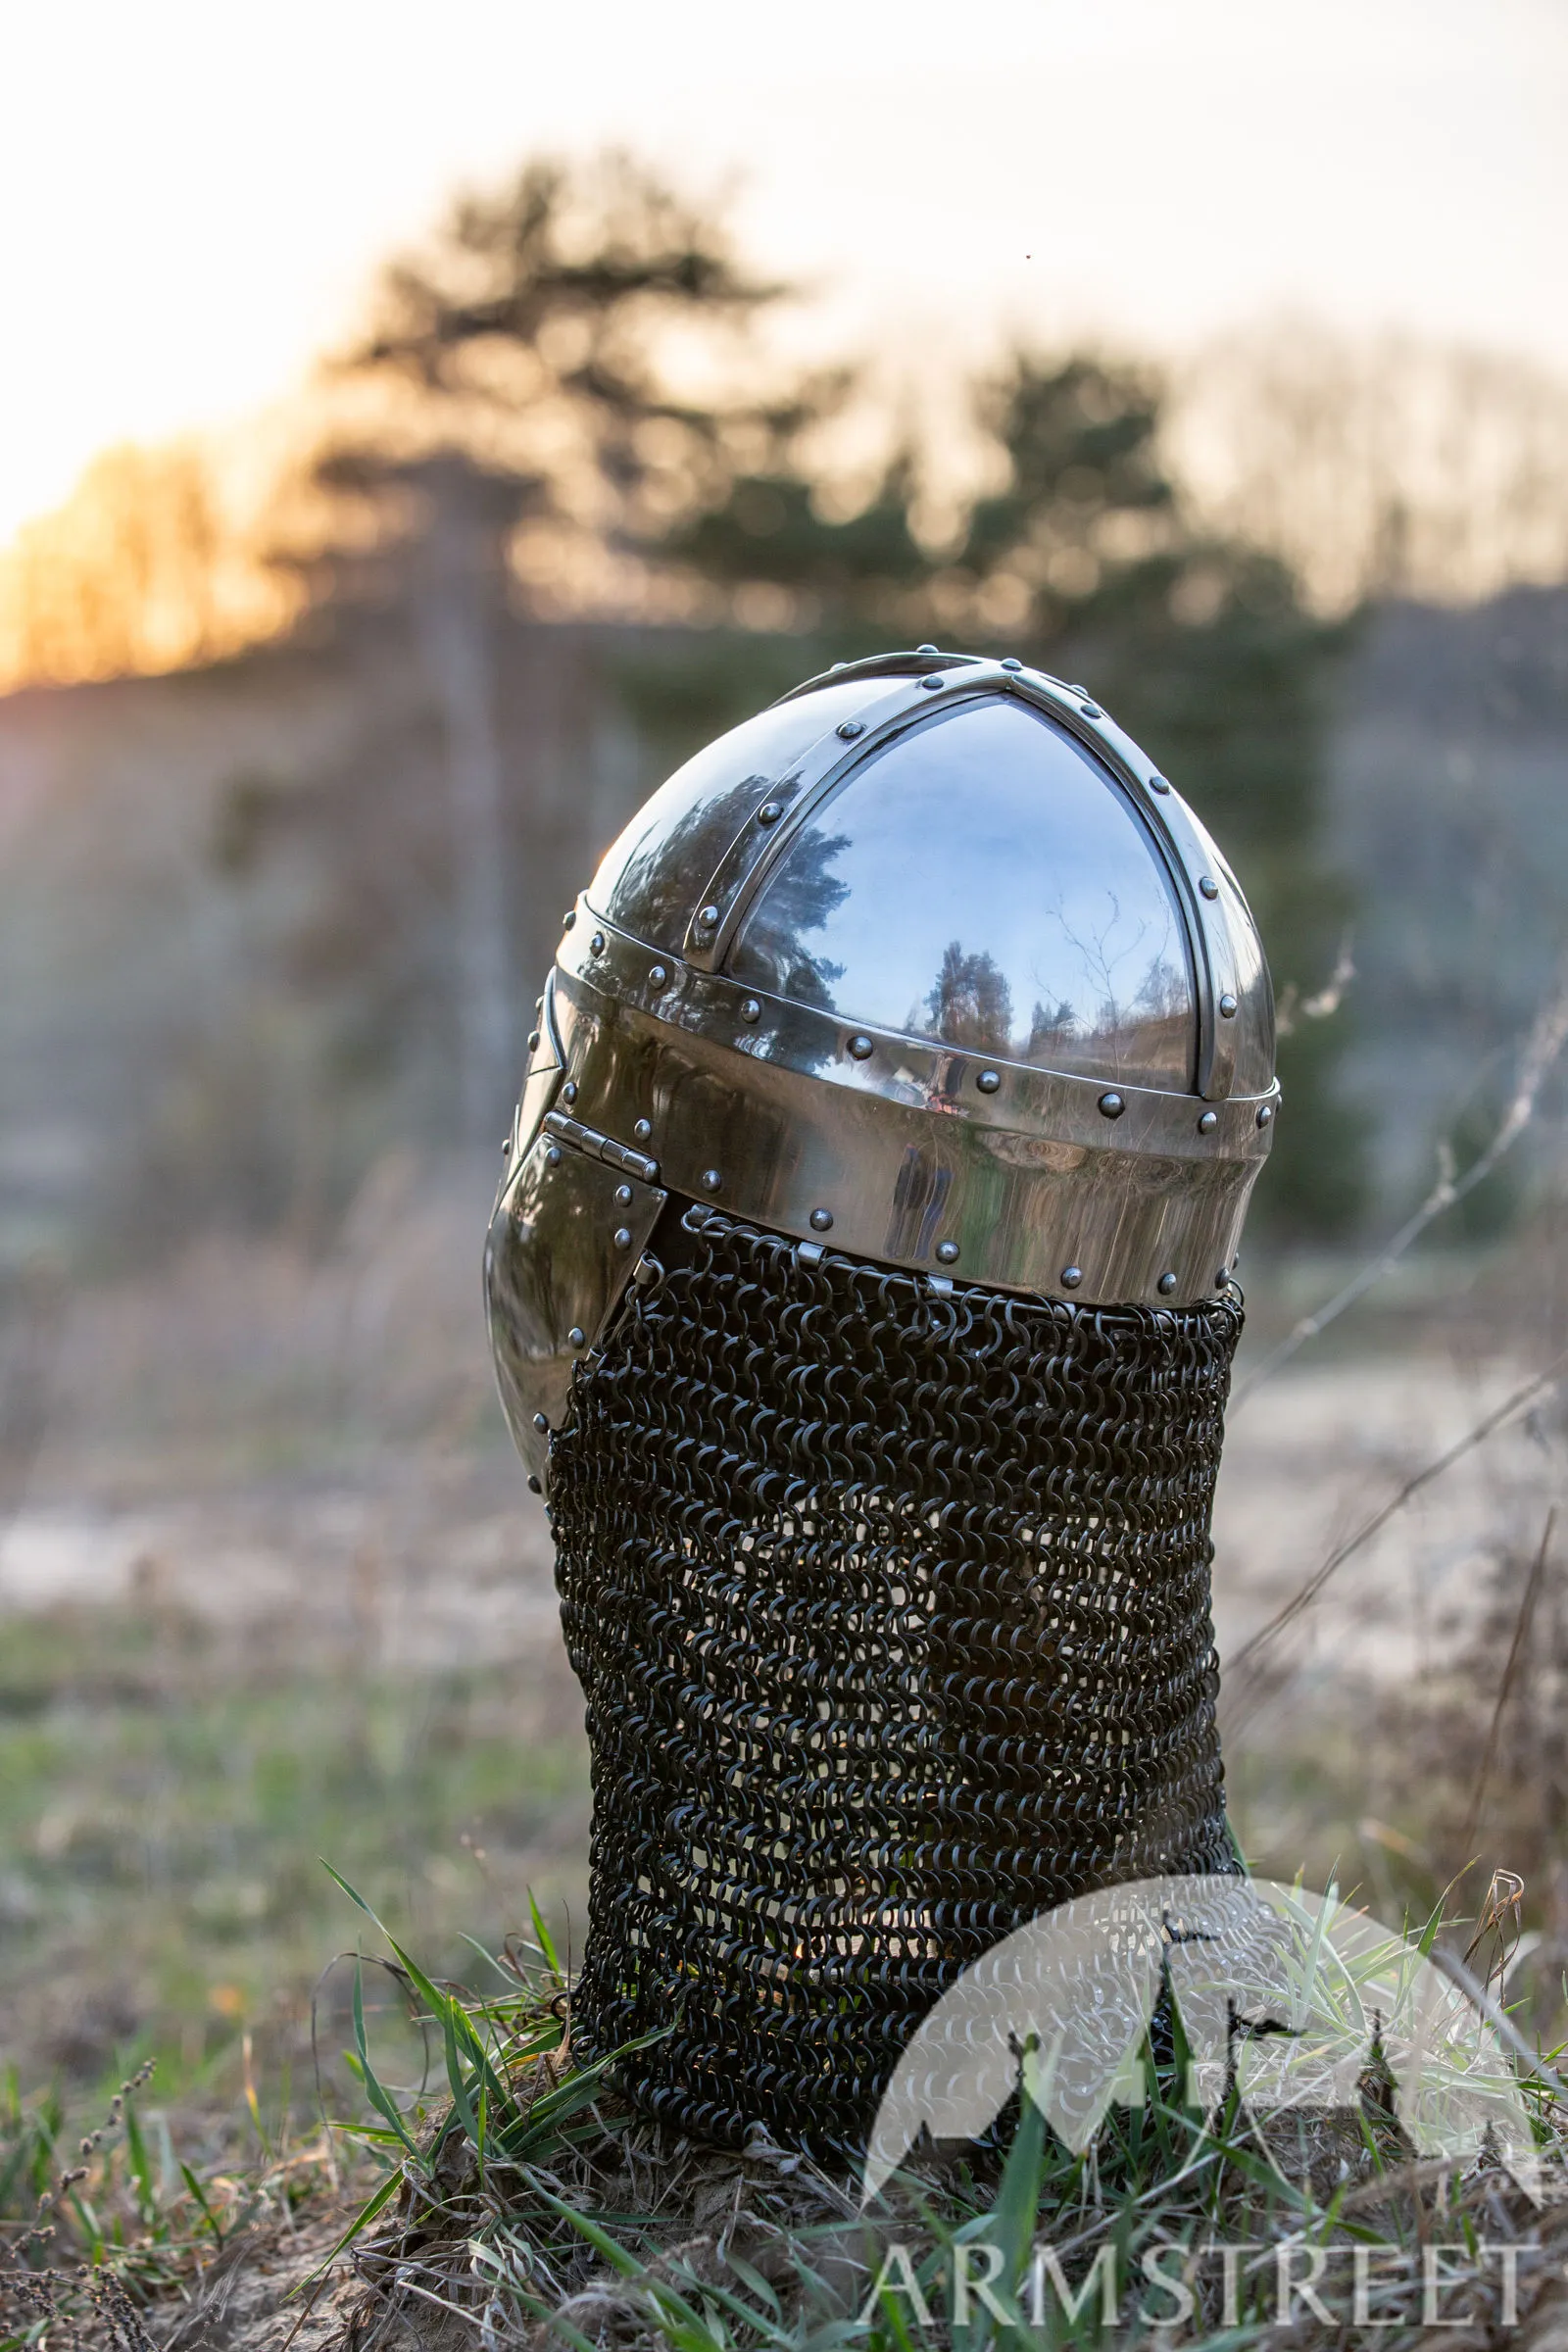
546,1204,1243,2158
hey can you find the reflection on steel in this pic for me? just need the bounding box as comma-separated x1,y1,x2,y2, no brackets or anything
487,644,1279,1485
528,910,1268,1307
587,649,1272,1114
484,1133,666,1484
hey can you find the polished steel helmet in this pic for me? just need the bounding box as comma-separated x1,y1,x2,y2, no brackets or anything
486,646,1277,1486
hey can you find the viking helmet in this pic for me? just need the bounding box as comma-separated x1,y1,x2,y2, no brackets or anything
484,646,1276,2154
486,646,1276,1488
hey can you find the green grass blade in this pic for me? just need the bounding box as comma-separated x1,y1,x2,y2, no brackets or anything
322,1863,514,2121
179,2162,224,2248
719,2248,782,2319
349,1957,421,2162
439,1999,482,2147
123,2100,158,2232
497,2026,666,2160
528,1887,564,1982
523,2179,658,2282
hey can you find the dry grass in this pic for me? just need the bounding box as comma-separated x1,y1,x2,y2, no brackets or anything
9,1863,1568,2352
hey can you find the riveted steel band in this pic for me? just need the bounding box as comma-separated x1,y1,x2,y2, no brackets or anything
547,943,1270,1305
560,911,1276,1158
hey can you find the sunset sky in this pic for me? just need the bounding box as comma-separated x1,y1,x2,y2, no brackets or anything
3,0,1565,548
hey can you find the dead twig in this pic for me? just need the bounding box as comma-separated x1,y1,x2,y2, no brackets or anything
1234,962,1568,1410
1457,1510,1556,1866
1223,1351,1568,1731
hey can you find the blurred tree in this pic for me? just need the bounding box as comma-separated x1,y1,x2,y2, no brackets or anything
1177,324,1568,614
656,451,933,641
289,150,832,612
0,440,294,688
273,153,838,1141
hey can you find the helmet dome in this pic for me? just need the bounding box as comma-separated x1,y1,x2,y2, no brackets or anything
591,662,1272,1099
487,649,1278,1485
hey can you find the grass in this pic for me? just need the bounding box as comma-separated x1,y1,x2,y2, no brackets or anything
0,1597,589,2122
10,1875,1561,2351
221,1887,1568,2351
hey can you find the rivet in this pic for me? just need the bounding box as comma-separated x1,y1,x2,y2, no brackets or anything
1148,772,1171,795
1060,1265,1083,1290
1098,1091,1125,1120
567,1327,585,1348
1219,992,1238,1018
1256,1103,1274,1129
562,1081,578,1104
612,1226,633,1250
757,801,785,821
527,1475,542,1494
1080,701,1103,718
1216,1268,1231,1289
920,674,944,690
698,903,720,929
1157,1271,1178,1296
527,1029,540,1052
1198,1109,1219,1135
809,1207,834,1232
830,661,848,671
915,643,939,655
836,720,864,741
532,1412,549,1432
501,1137,511,1157
848,1033,874,1060
1001,657,1023,671
977,1069,1002,1095
701,1168,722,1193
936,1240,960,1264
739,999,761,1024
648,963,668,989
614,1184,633,1207
563,909,576,929
1199,875,1220,901
545,1145,562,1168
632,1118,653,1143
590,931,606,956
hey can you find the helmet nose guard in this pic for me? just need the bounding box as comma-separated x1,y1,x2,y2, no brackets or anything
486,649,1275,1489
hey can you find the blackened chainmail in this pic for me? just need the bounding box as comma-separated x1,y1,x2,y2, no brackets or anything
546,1204,1243,2158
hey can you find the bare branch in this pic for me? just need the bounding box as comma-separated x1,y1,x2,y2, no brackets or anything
1456,1509,1555,1865
1221,1349,1568,1733
1234,958,1568,1408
